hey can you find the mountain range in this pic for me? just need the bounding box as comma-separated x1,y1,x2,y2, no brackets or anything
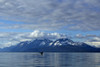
0,38,100,52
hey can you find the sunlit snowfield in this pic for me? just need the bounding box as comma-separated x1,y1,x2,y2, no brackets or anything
0,53,100,67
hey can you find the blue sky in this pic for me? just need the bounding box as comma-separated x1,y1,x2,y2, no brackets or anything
0,0,100,48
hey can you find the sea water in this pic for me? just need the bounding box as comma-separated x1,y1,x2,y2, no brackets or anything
0,52,99,67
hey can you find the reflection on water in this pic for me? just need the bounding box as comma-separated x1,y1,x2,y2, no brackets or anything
0,53,100,67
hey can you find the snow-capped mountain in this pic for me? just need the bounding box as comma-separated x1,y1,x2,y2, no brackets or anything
1,38,100,52
50,38,77,46
49,38,90,47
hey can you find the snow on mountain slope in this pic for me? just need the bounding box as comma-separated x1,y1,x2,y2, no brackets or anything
13,38,91,47
49,38,85,46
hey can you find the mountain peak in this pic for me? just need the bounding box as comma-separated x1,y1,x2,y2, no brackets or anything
49,38,75,46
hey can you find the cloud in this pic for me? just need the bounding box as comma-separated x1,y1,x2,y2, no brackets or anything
75,34,100,41
75,34,100,47
86,37,100,47
87,37,100,42
0,0,99,31
85,42,100,47
75,34,98,39
75,34,85,38
0,30,99,48
0,30,67,48
0,0,100,47
29,30,67,39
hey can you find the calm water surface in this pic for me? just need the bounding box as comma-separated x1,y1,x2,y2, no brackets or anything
0,53,100,67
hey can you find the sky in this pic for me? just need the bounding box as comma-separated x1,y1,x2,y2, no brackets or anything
0,0,100,48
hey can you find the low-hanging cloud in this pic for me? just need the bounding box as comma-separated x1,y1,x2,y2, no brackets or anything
75,34,100,42
29,30,67,39
0,30,67,48
75,33,100,47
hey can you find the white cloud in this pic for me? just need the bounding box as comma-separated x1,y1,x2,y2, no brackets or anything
75,34,98,40
76,34,84,38
85,42,100,47
0,30,67,48
29,30,67,39
0,0,99,31
93,37,100,41
87,37,100,42
74,34,100,47
0,0,100,48
0,30,99,48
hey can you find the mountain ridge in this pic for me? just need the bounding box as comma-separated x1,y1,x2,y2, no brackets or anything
0,38,100,52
